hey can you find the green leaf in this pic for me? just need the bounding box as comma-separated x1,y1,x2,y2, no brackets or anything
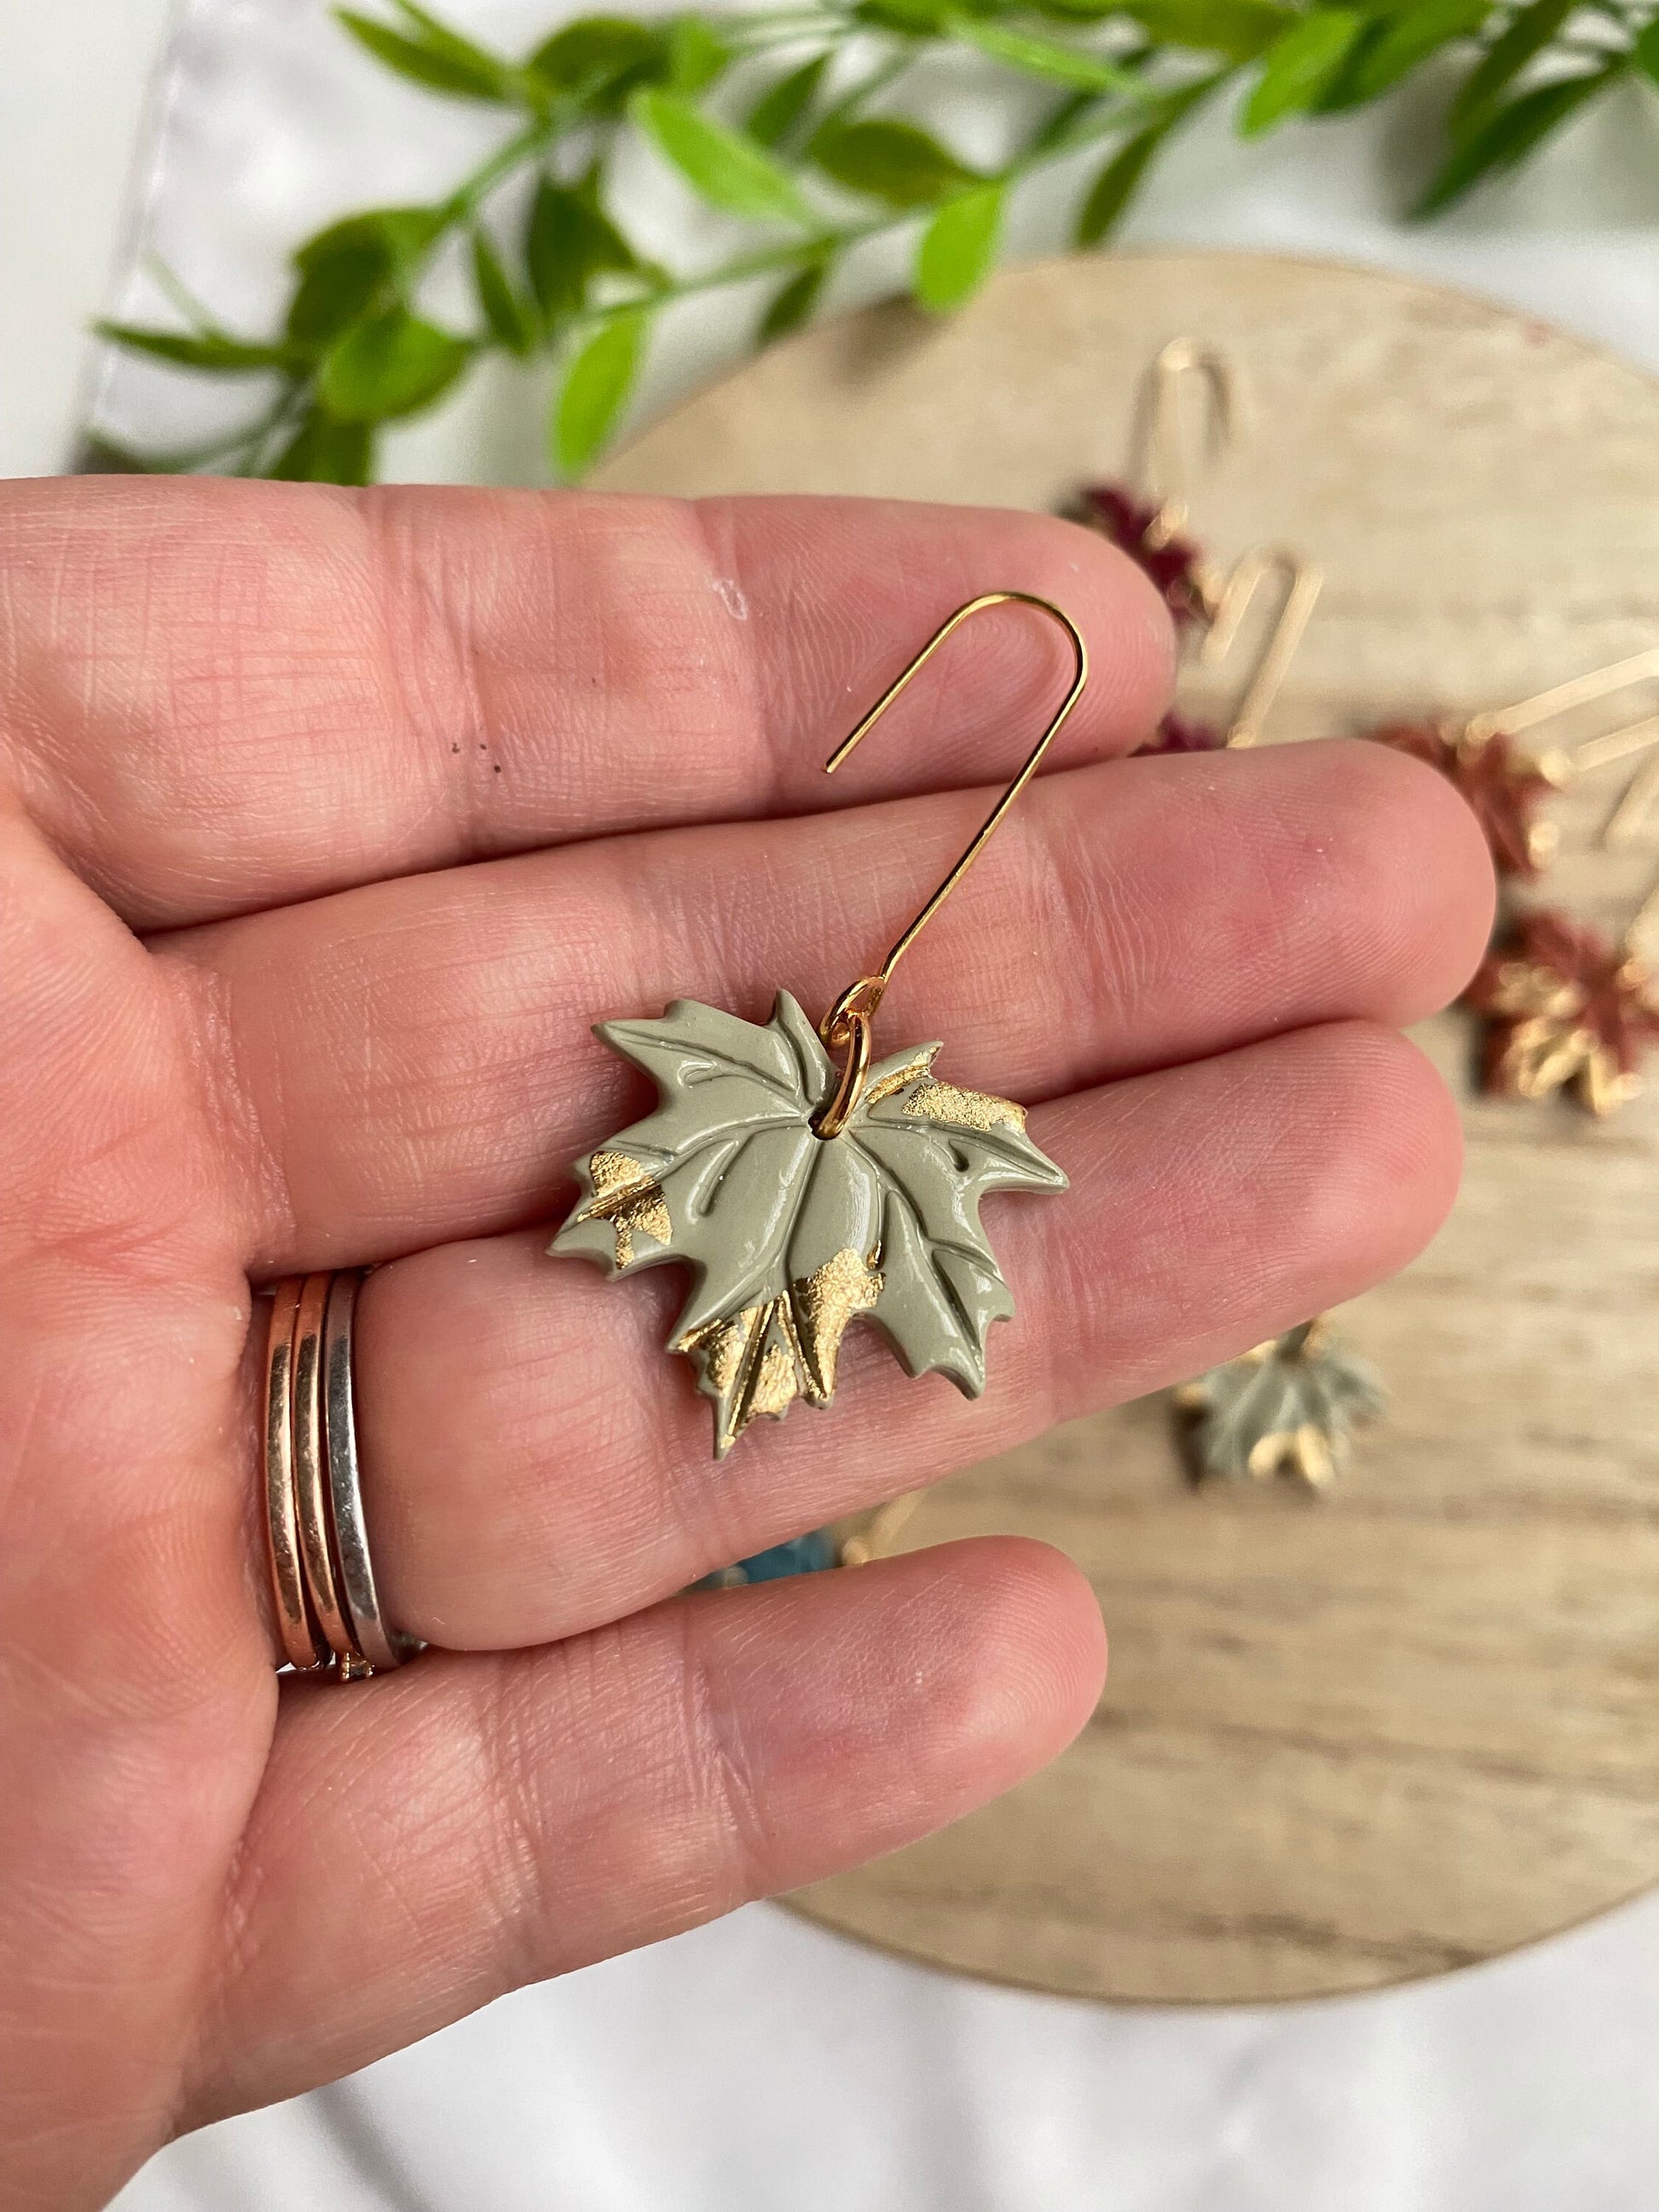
471,230,538,355
812,118,981,207
1448,0,1569,130
286,207,437,347
1319,0,1488,110
524,177,638,322
1075,126,1162,241
1416,64,1613,212
745,52,831,147
95,323,295,373
553,309,647,475
269,411,377,484
914,182,1003,310
1242,8,1365,131
1128,0,1294,61
318,307,471,420
523,15,664,107
1634,14,1659,89
853,0,952,31
951,16,1149,90
334,8,512,101
759,257,829,343
1031,0,1124,19
633,90,816,224
667,14,731,95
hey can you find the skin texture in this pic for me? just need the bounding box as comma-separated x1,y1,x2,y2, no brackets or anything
0,476,1494,2210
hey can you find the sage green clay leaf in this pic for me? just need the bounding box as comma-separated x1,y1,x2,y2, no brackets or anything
1175,1320,1384,1489
550,993,1066,1454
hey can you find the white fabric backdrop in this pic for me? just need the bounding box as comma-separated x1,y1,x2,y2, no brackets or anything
50,1,1659,2203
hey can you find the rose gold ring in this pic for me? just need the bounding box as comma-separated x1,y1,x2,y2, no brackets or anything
262,1277,327,1672
260,1269,413,1680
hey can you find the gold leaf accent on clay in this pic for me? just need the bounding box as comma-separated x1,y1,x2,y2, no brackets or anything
749,1341,800,1422
862,1048,939,1110
577,1148,669,1268
901,1079,1027,1134
680,1300,803,1457
793,1245,883,1401
1246,1424,1335,1489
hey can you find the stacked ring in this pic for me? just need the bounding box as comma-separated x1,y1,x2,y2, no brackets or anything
260,1270,415,1679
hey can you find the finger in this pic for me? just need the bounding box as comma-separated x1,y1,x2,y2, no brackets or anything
160,738,1492,1271
184,1538,1103,2122
347,1020,1459,1654
0,479,1170,927
0,811,273,2209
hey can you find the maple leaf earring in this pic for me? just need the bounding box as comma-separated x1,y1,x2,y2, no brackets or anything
550,593,1080,1458
1365,648,1659,880
1466,880,1659,1118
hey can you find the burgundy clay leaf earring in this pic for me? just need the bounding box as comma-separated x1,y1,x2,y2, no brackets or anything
1366,649,1659,880
1076,339,1321,758
1466,891,1659,1118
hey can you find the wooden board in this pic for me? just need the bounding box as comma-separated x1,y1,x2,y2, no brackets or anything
592,252,1659,2003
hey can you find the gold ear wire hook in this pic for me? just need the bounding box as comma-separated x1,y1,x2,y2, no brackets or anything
1200,546,1322,748
1627,871,1659,959
813,591,1089,1139
1142,338,1234,552
1465,647,1659,847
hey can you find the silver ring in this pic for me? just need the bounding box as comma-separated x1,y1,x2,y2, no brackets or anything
321,1270,419,1674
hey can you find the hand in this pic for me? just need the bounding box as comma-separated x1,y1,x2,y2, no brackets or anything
0,477,1492,2207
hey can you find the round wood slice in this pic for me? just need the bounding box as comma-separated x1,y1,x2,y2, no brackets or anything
592,252,1659,2004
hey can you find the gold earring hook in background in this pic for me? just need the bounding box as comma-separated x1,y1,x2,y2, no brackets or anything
1142,338,1234,552
1201,546,1324,748
1465,646,1659,848
813,591,1089,1139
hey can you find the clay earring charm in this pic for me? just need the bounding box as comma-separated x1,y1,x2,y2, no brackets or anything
1174,1319,1385,1493
1367,649,1659,879
551,595,1077,1458
1465,879,1659,1117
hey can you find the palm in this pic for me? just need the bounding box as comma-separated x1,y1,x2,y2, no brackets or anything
0,477,1491,2209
